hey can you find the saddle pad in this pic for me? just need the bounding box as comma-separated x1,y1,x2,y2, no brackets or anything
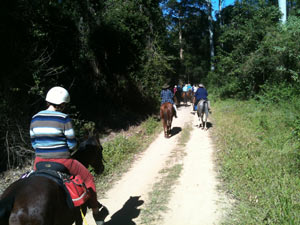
26,170,88,208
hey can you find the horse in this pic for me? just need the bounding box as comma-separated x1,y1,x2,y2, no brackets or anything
181,90,193,106
0,135,104,225
197,99,209,130
160,102,174,138
174,90,182,106
181,91,188,106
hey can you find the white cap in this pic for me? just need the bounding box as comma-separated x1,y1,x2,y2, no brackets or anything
46,86,70,105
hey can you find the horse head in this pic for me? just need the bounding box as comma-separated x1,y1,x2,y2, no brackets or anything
73,135,104,175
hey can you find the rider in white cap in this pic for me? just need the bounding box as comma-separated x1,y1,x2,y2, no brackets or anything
30,86,109,225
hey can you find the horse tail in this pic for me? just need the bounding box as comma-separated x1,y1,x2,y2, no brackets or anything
163,108,168,124
0,195,14,223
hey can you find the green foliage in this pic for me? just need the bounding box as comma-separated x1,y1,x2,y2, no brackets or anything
209,3,282,98
141,116,161,136
257,83,298,104
213,98,300,224
292,117,300,143
161,0,211,84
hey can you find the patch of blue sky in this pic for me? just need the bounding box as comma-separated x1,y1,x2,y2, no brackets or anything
212,0,236,19
161,0,236,20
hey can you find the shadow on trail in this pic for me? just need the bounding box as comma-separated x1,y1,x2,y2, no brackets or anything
195,121,213,130
104,196,144,225
170,126,182,137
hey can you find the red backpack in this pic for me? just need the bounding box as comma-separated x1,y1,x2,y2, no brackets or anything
63,175,89,207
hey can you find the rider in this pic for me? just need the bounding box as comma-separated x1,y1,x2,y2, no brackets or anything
30,86,109,225
194,84,211,113
161,83,178,118
182,84,188,93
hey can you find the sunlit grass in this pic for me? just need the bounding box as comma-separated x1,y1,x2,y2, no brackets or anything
212,99,300,224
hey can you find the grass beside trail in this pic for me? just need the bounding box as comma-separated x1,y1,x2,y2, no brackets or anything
212,98,300,224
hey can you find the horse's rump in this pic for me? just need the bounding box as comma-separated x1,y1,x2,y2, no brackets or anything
197,99,209,130
160,103,173,120
160,102,174,137
0,135,104,225
0,176,70,225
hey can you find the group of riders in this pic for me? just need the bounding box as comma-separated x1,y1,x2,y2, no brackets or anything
28,84,210,225
160,82,211,118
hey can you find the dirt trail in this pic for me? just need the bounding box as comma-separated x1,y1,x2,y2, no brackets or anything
83,104,226,225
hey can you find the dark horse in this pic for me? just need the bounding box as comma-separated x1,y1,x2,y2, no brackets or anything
0,135,104,225
197,99,209,130
160,102,174,138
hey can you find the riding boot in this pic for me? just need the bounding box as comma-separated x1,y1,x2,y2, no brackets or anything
88,189,109,224
208,101,212,113
93,205,109,225
173,104,178,118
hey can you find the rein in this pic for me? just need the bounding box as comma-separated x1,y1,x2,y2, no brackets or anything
80,207,89,225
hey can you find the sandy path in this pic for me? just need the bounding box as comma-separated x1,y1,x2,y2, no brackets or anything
83,104,224,225
161,111,222,225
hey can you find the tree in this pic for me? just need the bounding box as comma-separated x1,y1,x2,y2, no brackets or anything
161,0,211,83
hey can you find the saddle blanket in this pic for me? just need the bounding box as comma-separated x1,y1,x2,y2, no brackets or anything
22,170,89,207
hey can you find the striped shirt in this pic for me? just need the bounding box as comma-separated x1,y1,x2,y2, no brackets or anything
30,110,77,159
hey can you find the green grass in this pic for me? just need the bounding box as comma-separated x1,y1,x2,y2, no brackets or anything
211,98,300,224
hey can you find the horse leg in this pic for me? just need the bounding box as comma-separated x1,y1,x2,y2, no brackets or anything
74,207,84,225
204,103,208,130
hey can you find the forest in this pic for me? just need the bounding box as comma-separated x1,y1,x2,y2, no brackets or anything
1,0,300,173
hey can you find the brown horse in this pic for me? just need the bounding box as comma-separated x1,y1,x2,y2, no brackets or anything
160,102,174,138
181,90,193,105
0,136,104,225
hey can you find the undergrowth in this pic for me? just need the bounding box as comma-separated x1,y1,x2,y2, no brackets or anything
212,97,300,224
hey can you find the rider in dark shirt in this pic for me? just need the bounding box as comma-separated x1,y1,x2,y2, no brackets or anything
161,83,178,118
194,84,211,112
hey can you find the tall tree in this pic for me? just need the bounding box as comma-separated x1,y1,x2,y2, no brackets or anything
207,0,215,71
161,0,211,83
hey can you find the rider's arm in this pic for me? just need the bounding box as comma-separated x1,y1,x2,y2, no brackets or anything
64,116,77,150
29,126,37,150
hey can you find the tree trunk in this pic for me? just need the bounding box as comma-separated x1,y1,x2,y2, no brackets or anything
208,0,215,71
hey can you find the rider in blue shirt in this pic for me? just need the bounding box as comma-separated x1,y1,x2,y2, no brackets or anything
194,84,211,112
161,83,178,118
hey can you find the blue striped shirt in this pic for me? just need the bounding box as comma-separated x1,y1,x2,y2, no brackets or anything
30,110,77,158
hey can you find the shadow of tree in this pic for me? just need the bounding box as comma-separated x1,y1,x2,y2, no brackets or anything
104,196,144,225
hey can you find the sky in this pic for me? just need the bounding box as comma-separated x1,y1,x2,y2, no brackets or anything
212,0,236,13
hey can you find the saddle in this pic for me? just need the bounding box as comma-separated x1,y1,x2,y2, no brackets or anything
23,162,89,208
